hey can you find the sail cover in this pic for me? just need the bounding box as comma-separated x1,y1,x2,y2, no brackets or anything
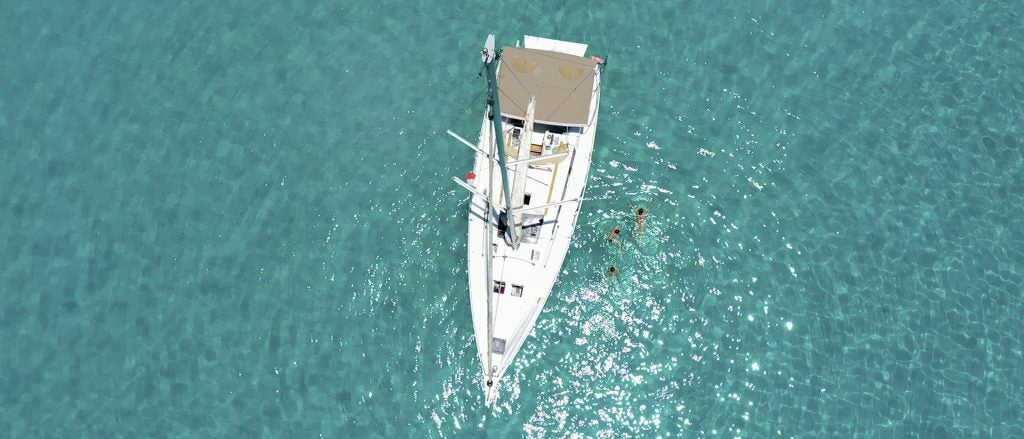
498,47,598,127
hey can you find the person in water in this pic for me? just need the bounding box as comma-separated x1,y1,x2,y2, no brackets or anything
608,266,618,279
607,225,621,246
635,207,647,234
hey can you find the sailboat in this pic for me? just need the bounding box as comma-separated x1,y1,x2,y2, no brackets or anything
449,34,604,396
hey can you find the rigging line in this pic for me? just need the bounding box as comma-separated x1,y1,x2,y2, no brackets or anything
500,58,531,95
445,86,488,135
444,64,488,130
496,87,527,117
492,55,529,116
496,64,534,116
546,67,597,122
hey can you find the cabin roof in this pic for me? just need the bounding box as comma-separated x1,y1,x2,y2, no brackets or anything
498,47,598,127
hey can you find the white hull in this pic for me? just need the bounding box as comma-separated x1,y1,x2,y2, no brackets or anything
463,36,602,394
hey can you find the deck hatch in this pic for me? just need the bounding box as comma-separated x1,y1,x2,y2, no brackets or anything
492,338,507,354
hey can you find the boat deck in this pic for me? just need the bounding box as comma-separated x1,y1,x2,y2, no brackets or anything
466,111,599,384
462,34,603,392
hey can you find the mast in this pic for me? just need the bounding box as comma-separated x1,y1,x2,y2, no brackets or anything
481,34,503,390
483,107,496,390
482,35,520,249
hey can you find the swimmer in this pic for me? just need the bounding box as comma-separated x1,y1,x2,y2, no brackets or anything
635,207,648,234
608,266,618,279
607,225,621,246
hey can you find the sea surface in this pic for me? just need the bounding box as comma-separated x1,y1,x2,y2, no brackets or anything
2,0,1023,437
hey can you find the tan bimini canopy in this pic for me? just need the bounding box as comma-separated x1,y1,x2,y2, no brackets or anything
498,47,598,127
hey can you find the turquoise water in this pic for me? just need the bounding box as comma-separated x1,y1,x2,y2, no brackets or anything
3,0,1022,436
